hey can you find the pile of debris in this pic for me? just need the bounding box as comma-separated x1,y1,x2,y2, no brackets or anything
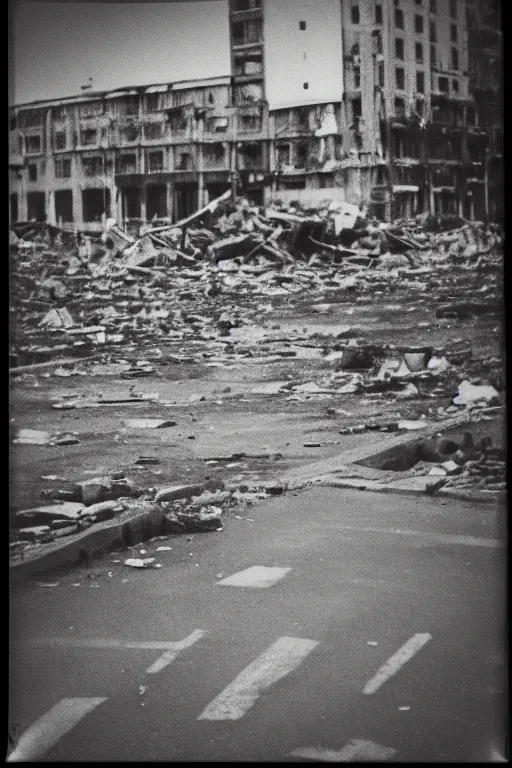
9,470,283,561
9,191,503,370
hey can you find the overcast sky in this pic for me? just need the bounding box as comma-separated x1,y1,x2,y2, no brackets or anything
9,0,230,105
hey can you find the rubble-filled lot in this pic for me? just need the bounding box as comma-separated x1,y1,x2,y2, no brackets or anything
9,196,505,564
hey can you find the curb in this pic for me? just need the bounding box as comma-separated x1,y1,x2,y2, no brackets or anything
9,479,224,583
280,412,474,488
281,412,504,503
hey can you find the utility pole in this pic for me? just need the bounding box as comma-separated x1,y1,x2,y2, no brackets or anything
483,146,490,226
230,102,238,201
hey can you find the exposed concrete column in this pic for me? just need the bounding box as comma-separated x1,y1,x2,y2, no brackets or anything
19,174,28,221
197,141,205,207
428,170,435,214
166,181,173,221
140,186,147,223
47,189,56,225
110,180,119,221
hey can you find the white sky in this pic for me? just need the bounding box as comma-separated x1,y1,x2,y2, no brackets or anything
9,0,230,105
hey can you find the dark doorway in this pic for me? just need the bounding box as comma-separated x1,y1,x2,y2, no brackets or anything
27,192,46,221
55,190,73,223
206,183,230,203
10,193,19,224
146,184,167,220
175,183,198,221
123,186,141,219
82,188,111,222
245,188,264,206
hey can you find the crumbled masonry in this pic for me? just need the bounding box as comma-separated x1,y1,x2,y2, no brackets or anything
9,195,505,562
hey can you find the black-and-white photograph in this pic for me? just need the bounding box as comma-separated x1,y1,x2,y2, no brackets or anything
8,0,505,761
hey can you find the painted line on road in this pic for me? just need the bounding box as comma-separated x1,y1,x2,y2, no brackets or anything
146,629,206,675
290,739,397,762
338,526,505,549
217,566,292,588
7,697,106,762
197,636,319,721
30,632,206,652
363,633,432,695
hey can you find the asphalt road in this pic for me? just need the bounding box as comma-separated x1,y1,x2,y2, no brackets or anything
9,487,507,762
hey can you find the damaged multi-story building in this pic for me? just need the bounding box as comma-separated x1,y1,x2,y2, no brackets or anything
9,0,502,229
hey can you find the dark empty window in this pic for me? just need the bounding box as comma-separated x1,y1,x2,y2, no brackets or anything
438,76,449,92
415,99,424,117
55,158,71,178
372,30,383,54
232,21,244,42
430,45,436,65
303,82,309,89
80,129,97,146
55,131,66,150
396,67,405,89
145,93,162,113
450,24,457,42
147,151,164,173
120,153,137,174
351,5,360,24
395,38,404,60
352,97,362,119
375,4,382,24
451,47,459,70
354,66,361,89
231,18,262,45
178,153,191,170
431,0,436,11
233,0,250,9
416,71,425,93
10,116,16,131
415,0,422,4
452,79,460,93
28,164,37,181
378,62,385,87
430,21,436,42
394,97,405,115
414,15,424,34
395,9,404,29
25,135,41,154
299,20,306,30
415,42,423,62
449,0,457,19
239,113,261,130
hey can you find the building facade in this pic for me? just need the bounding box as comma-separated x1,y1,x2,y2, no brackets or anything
9,0,502,228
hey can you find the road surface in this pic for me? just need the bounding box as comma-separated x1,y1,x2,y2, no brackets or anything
9,487,507,762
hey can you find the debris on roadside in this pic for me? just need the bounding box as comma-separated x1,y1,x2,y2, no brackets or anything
124,557,158,568
9,195,504,558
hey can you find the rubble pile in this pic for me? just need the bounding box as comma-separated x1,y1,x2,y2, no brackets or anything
410,433,506,494
9,470,280,558
9,194,502,373
9,195,505,561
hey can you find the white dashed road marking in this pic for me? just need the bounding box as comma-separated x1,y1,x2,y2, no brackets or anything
7,697,107,762
197,636,319,721
31,632,205,653
337,526,505,549
290,739,397,762
217,566,292,588
146,629,206,674
363,633,432,695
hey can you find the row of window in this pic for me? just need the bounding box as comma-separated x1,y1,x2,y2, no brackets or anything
26,145,235,181
353,0,457,26
19,114,264,156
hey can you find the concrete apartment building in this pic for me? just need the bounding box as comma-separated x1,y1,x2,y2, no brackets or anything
9,0,502,229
